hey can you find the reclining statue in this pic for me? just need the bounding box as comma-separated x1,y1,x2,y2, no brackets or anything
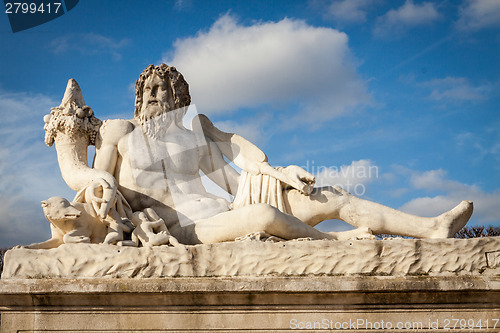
26,63,473,248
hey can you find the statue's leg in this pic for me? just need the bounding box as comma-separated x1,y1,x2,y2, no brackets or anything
103,224,122,244
191,203,337,244
17,237,64,249
284,186,473,238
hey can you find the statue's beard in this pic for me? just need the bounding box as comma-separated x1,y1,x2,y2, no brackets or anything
140,102,165,120
137,106,188,140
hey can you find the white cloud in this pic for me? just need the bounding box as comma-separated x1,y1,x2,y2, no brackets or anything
0,194,49,248
422,77,491,102
374,1,440,38
174,0,192,11
164,14,369,127
455,125,500,165
399,196,461,217
457,0,500,31
0,89,74,247
213,112,273,147
399,168,500,223
50,33,129,60
324,0,373,23
410,169,467,193
314,159,379,196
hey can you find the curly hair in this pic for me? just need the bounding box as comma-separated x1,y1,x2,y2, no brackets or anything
134,64,191,119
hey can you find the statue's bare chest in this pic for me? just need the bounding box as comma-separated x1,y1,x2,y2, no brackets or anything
124,126,204,176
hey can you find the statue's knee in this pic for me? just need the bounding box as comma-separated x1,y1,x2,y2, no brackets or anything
313,186,351,210
326,185,354,198
253,204,280,229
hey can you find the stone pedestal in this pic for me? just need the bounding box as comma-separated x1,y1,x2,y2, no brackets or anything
0,276,499,332
1,237,499,332
3,237,500,278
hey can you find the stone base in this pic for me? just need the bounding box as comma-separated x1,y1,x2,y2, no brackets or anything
2,238,499,331
1,276,499,332
3,237,500,278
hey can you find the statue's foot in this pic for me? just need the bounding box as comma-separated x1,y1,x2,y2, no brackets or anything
103,231,121,245
430,200,473,238
147,234,172,246
168,235,181,247
333,227,376,241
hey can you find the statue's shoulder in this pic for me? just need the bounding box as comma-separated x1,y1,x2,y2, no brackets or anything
97,118,135,146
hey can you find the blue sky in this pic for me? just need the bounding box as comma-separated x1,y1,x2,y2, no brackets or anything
0,0,499,247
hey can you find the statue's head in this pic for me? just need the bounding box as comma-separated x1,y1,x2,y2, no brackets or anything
41,196,81,222
134,64,191,122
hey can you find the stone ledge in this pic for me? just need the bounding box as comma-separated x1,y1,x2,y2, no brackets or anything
3,237,500,279
0,276,499,332
1,276,500,296
0,277,499,310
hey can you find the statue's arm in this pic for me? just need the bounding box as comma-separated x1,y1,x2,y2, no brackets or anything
199,137,240,196
193,114,267,175
88,119,133,218
194,114,315,195
94,120,132,174
94,144,118,174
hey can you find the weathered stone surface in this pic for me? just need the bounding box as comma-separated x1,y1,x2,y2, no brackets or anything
3,237,499,279
1,276,499,332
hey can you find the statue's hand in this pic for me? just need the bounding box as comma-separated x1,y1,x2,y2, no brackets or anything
168,235,181,247
280,165,316,195
85,178,117,219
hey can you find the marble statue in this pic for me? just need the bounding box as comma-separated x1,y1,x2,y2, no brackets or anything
20,64,474,249
127,209,180,247
19,196,108,249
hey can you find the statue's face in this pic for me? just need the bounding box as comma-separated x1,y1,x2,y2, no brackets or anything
140,74,171,119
